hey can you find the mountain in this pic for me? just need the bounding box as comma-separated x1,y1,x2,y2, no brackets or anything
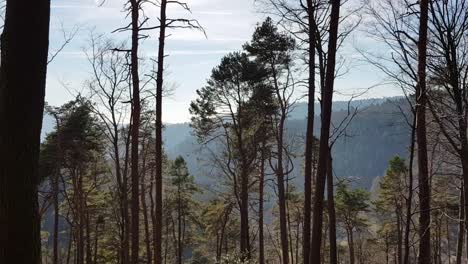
164,97,411,190
41,97,411,190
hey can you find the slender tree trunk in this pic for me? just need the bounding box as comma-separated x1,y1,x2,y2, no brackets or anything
141,175,152,264
310,0,341,262
447,217,451,264
77,173,85,264
327,153,337,264
67,227,73,264
53,117,61,264
303,1,316,263
277,119,289,264
456,184,464,264
397,209,402,264
112,123,128,264
240,167,251,259
0,0,50,263
53,169,60,264
416,0,431,262
94,220,100,264
129,0,141,262
259,143,266,264
86,213,93,264
123,130,131,264
347,227,355,264
149,168,157,264
155,1,167,263
403,110,416,264
177,184,182,264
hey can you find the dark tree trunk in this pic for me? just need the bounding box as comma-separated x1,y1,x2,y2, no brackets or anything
141,172,152,264
113,112,129,264
456,184,464,264
122,124,132,264
177,184,182,264
303,1,316,263
259,143,266,264
396,209,402,264
130,0,141,262
403,110,416,264
416,0,431,263
52,115,61,264
347,227,355,264
240,169,251,259
77,172,85,264
53,169,60,264
327,153,337,264
86,213,92,264
94,220,100,264
310,0,341,262
155,1,167,263
277,118,289,264
0,0,50,263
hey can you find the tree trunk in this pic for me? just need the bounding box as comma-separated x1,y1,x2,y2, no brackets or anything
327,153,337,264
397,209,402,264
86,212,93,264
277,119,289,264
240,168,251,259
0,0,50,263
77,172,85,264
52,114,62,264
403,110,416,264
456,184,464,264
303,1,316,263
129,0,141,262
310,0,341,262
259,143,266,264
155,1,167,263
177,184,182,264
141,174,152,264
347,227,355,264
416,0,431,262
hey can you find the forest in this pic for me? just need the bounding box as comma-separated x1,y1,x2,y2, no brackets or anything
1,0,467,263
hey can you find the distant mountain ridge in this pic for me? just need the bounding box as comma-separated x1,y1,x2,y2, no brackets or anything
41,97,410,189
163,97,410,190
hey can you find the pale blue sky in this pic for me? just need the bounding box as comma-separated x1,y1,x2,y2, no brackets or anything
46,0,403,123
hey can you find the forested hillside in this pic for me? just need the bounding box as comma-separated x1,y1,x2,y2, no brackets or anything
165,98,410,190
3,0,468,264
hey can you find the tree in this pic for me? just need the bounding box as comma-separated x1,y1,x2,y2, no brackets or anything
335,181,370,264
375,156,409,264
416,0,431,262
0,0,50,262
129,1,142,262
244,17,296,264
190,52,268,259
310,0,342,262
152,3,203,262
168,156,200,264
424,1,468,260
303,1,317,263
85,34,132,264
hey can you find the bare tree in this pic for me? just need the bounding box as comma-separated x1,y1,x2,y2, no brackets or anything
84,34,132,264
310,0,342,263
152,2,204,263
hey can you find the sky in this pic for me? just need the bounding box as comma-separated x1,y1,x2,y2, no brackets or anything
46,0,404,123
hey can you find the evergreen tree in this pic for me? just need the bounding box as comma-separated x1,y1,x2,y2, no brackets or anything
335,181,370,264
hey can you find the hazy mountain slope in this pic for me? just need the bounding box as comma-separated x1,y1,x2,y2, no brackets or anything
165,97,411,189
41,97,410,189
